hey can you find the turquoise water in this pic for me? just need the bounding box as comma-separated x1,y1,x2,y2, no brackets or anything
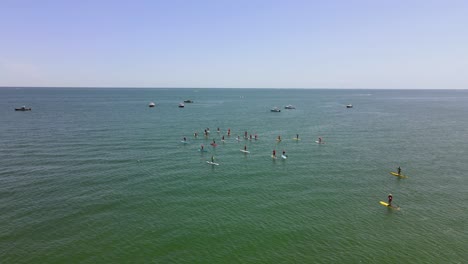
0,88,466,263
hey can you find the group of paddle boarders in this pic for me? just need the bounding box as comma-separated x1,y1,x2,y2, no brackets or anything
186,128,329,166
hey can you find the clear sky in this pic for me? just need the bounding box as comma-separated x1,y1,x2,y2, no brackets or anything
1,0,467,89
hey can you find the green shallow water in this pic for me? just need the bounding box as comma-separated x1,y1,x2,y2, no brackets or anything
0,88,467,263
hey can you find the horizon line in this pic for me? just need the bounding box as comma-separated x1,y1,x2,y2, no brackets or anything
1,86,467,90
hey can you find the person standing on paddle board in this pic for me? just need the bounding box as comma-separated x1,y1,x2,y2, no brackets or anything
387,194,393,206
296,134,299,140
201,144,204,151
277,135,281,141
183,137,187,142
282,150,286,156
228,128,231,136
244,131,248,138
254,133,258,140
194,132,198,138
244,145,247,151
222,135,225,141
211,155,215,162
272,150,276,158
397,166,401,175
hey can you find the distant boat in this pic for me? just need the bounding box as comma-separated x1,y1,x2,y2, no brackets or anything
15,106,31,111
346,104,353,108
184,99,194,103
149,102,155,107
284,105,296,109
270,107,281,112
178,103,185,108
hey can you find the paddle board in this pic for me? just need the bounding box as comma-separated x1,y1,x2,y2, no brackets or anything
292,138,301,141
390,172,408,178
181,141,189,144
315,141,324,144
210,143,218,147
240,149,250,153
379,201,400,210
271,155,277,159
206,161,219,165
281,154,287,159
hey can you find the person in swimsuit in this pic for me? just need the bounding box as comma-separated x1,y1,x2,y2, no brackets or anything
388,193,393,206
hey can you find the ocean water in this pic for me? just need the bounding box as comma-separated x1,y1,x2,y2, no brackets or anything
0,88,466,263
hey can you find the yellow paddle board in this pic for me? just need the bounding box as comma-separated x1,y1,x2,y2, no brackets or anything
379,201,400,210
390,172,408,178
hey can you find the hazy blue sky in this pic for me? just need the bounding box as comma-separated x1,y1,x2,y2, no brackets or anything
1,0,467,88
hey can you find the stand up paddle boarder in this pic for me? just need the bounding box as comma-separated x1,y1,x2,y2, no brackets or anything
388,194,393,207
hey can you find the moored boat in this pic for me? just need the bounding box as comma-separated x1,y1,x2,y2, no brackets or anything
270,107,281,112
284,105,296,109
15,106,31,111
149,102,156,107
184,99,194,103
178,103,185,108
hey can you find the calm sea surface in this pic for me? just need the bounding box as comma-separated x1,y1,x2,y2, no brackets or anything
0,88,466,263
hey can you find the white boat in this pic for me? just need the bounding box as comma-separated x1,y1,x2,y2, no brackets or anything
149,102,155,107
346,104,353,108
178,103,185,108
284,105,296,109
270,107,281,112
